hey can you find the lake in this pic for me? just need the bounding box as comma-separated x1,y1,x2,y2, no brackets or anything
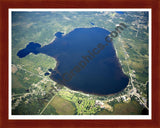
17,27,129,95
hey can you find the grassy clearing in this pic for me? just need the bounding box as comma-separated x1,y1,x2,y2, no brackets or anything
42,104,58,115
50,95,76,115
97,100,143,115
12,75,23,88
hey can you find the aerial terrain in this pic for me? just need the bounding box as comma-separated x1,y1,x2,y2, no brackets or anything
11,11,149,115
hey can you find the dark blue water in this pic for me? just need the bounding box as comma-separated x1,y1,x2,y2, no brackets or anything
90,22,95,25
17,27,129,95
44,72,50,76
55,32,64,38
116,11,125,14
17,42,41,58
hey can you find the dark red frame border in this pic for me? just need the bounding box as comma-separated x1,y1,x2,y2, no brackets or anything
0,0,160,128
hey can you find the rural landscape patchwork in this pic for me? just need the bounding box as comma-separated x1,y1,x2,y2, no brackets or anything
11,10,149,116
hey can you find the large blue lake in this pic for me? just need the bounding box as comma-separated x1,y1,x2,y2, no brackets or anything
17,27,129,95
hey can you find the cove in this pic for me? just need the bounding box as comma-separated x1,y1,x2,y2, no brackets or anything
17,27,129,95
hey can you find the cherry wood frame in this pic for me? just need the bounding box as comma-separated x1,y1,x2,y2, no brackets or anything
0,0,160,128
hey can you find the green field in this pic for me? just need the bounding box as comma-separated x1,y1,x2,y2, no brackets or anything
12,75,23,88
97,100,143,115
42,105,58,115
50,95,76,115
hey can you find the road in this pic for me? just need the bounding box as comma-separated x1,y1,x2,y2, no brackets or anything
39,94,57,115
119,38,149,110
